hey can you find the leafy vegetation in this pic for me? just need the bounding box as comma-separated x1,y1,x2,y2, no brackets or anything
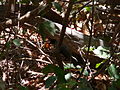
0,0,119,89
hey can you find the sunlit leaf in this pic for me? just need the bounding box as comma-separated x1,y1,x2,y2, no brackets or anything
93,49,102,55
64,63,75,69
108,64,120,80
95,60,106,68
13,39,21,47
45,76,57,88
65,73,72,80
83,69,89,76
97,46,109,52
93,46,110,59
84,6,91,12
84,46,95,52
53,2,62,12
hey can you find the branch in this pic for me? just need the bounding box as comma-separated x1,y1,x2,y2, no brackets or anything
58,0,74,47
0,4,63,31
0,5,44,30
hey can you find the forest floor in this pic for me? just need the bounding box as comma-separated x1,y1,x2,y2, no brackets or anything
0,29,119,90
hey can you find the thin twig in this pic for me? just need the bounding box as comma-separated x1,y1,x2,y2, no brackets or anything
89,54,113,82
75,0,92,15
58,0,74,47
20,58,51,64
55,0,74,69
16,35,53,64
80,0,95,77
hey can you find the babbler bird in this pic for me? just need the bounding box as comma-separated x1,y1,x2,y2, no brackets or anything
49,39,85,66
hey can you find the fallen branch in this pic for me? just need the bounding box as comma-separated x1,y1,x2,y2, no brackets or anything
0,4,63,31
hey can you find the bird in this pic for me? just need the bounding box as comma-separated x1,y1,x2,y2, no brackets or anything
49,39,85,67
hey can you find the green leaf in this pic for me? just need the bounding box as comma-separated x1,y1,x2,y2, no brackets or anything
96,62,101,69
84,6,91,12
84,46,95,52
93,46,110,59
65,73,72,80
44,21,56,36
53,2,62,12
95,60,106,68
108,81,117,90
93,49,101,55
13,39,21,47
83,69,89,76
38,21,57,40
18,85,28,90
113,79,120,88
5,41,11,48
66,80,77,87
108,64,120,80
64,63,75,69
42,64,59,74
0,77,5,90
42,64,66,83
97,46,109,52
22,29,27,34
78,78,92,90
45,76,57,88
